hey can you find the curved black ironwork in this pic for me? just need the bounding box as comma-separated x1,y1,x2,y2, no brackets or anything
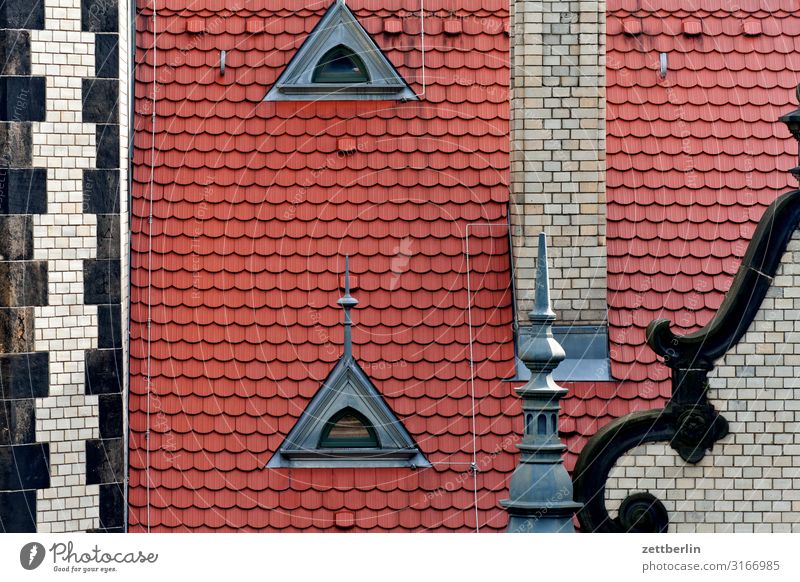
574,187,800,532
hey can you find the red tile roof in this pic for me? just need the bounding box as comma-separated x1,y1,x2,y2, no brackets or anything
130,1,515,531
130,0,800,530
598,0,798,446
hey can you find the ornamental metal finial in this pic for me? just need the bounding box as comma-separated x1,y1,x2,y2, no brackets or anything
337,256,358,360
501,232,581,532
779,82,800,183
532,231,556,320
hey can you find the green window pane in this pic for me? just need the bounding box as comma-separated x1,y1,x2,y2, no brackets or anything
312,45,369,84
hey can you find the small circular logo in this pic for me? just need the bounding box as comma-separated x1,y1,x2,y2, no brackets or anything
20,542,46,570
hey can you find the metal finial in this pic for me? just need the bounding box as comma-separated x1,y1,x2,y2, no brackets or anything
531,232,556,320
779,84,800,183
337,256,358,359
501,231,580,532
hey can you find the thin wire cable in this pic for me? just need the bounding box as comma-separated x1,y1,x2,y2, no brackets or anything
146,2,158,533
465,221,509,533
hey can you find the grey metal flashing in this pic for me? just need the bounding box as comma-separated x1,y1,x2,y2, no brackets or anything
516,324,611,381
264,0,416,102
554,324,612,381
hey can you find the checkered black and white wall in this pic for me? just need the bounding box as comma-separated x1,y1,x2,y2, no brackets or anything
0,0,128,533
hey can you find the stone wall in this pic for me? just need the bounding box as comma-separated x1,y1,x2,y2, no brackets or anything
604,229,800,532
509,0,606,326
0,0,127,533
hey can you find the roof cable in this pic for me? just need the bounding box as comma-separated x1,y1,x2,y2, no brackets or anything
465,221,510,533
145,0,158,534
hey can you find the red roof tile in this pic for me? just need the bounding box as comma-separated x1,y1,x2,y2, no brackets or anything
130,1,513,531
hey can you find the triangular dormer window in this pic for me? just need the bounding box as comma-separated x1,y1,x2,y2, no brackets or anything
264,0,416,101
267,258,429,468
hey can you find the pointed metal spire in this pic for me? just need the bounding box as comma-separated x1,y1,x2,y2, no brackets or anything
532,231,556,320
337,256,358,360
501,232,581,532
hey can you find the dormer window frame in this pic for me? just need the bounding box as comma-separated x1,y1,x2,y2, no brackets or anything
264,0,417,102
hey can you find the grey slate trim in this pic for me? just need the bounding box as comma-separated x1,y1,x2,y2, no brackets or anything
83,169,120,214
82,45,123,530
0,398,36,444
0,489,37,532
0,30,31,76
0,121,32,167
0,352,48,400
97,304,121,349
0,307,35,353
0,77,46,121
83,259,120,304
0,443,49,489
85,438,123,485
81,0,118,33
94,34,119,79
96,483,124,530
82,78,118,123
95,124,120,169
0,0,45,29
0,261,47,307
0,168,47,214
84,348,123,395
0,216,34,260
96,214,120,259
97,394,122,439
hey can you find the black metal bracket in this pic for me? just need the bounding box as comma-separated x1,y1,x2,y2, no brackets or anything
573,188,800,532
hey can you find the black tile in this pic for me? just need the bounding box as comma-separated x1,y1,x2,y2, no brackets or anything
0,398,36,445
85,438,123,485
0,122,32,167
83,259,120,304
0,168,47,214
0,216,34,260
0,261,47,307
0,352,49,400
96,214,120,259
98,483,124,529
85,348,122,395
0,30,31,76
0,307,35,353
97,304,121,349
0,490,37,533
95,124,119,169
0,77,46,122
0,443,49,490
98,393,122,439
82,78,118,123
83,169,119,214
0,0,45,30
95,34,119,79
82,0,118,33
